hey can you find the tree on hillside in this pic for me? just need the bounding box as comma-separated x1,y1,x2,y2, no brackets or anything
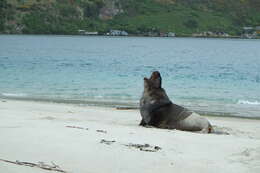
0,0,8,31
184,19,198,29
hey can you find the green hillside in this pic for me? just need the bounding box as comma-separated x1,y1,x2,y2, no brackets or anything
1,0,260,36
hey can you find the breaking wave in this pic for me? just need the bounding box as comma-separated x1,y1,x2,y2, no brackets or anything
1,93,28,97
237,100,260,105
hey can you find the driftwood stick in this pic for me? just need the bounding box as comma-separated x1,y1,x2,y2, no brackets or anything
51,161,60,168
66,125,88,130
0,159,17,164
16,161,37,167
0,159,67,173
116,106,138,110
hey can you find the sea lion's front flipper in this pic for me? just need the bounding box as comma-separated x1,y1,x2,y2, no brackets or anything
140,106,152,124
139,119,146,126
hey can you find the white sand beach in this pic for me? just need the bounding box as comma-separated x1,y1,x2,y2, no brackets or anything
0,99,260,173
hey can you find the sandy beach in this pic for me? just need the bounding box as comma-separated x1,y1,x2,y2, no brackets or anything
0,99,260,173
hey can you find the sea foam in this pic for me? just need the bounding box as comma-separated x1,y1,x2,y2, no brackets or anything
1,93,27,97
237,100,260,105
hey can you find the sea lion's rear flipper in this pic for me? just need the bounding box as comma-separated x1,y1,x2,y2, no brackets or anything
196,127,211,134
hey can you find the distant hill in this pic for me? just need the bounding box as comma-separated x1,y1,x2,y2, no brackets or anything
1,0,260,36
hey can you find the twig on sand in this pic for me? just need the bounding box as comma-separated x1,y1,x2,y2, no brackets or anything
116,106,138,110
96,130,107,133
100,139,116,145
66,125,88,130
0,159,67,172
66,126,107,134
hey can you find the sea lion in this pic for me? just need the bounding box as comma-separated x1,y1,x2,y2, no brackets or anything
139,71,212,133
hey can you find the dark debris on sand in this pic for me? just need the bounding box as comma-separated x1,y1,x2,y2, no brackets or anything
96,130,107,133
100,139,116,145
124,143,162,152
99,139,162,152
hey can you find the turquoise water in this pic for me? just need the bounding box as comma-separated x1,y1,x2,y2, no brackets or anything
0,35,260,118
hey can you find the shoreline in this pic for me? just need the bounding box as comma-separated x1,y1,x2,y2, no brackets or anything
1,97,260,120
0,99,260,173
1,33,260,40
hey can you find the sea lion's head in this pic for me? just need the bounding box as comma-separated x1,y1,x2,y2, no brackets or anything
144,71,162,91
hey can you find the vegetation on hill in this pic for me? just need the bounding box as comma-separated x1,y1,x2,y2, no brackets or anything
1,0,260,36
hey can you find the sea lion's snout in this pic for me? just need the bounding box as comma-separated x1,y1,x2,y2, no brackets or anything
150,71,161,80
148,71,162,89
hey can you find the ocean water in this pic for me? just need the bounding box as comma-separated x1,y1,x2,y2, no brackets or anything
0,35,260,118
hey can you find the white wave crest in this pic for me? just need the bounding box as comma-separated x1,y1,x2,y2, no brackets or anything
1,93,27,97
237,100,260,105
